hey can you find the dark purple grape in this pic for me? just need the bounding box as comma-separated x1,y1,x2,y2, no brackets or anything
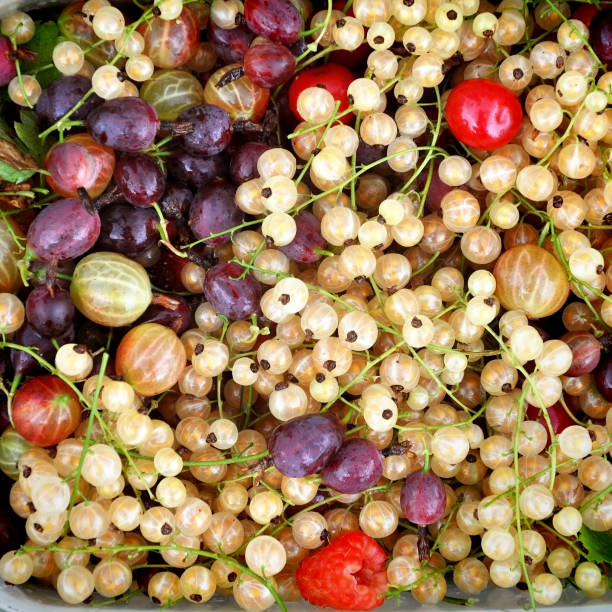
149,249,190,292
178,104,232,157
595,354,612,401
281,211,326,263
561,331,601,376
401,470,446,525
10,323,55,375
27,198,100,262
321,438,383,494
244,43,296,88
0,37,16,86
269,413,345,477
88,97,159,152
114,153,166,208
208,20,255,64
168,150,226,189
188,178,242,246
160,183,193,219
56,323,76,345
133,245,162,269
97,203,159,256
25,286,75,337
229,141,270,184
590,9,612,70
356,138,386,166
36,75,101,128
203,262,262,320
287,36,308,57
400,470,446,561
76,320,109,351
244,0,302,44
136,295,193,335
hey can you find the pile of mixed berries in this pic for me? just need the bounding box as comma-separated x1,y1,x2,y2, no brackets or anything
0,0,610,610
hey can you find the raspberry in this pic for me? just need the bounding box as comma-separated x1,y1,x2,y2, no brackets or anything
296,531,388,610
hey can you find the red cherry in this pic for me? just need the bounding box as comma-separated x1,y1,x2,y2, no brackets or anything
289,63,354,125
445,78,523,151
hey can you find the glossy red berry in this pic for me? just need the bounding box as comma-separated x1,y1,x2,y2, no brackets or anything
445,79,523,151
244,0,303,45
289,64,354,125
296,531,387,610
526,401,575,445
400,470,446,561
244,43,296,88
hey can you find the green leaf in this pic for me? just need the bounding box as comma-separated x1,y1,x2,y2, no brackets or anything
22,21,64,89
577,525,612,564
0,160,37,184
14,110,46,165
0,116,24,152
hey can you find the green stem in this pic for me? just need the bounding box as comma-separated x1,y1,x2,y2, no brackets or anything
68,353,109,511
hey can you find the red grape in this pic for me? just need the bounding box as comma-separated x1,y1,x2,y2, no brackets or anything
207,20,255,64
244,0,303,44
168,150,227,189
97,203,159,256
269,413,345,477
281,211,326,263
135,295,193,335
159,183,193,220
88,97,160,152
27,198,101,262
321,438,383,494
229,142,270,184
400,470,446,560
25,286,74,338
178,104,232,157
114,153,166,208
149,249,191,292
188,178,243,246
36,75,102,129
203,262,262,320
244,43,296,88
560,331,601,376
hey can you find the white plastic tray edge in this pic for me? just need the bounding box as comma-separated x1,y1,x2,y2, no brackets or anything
1,581,612,612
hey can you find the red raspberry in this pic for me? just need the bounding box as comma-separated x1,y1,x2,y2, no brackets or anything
296,531,388,610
